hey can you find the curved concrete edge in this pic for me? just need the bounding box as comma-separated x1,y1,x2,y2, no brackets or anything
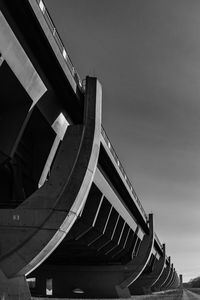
93,168,139,232
152,256,171,291
128,243,166,294
161,263,173,290
168,270,176,289
151,245,166,290
116,214,154,296
150,244,166,288
166,267,176,289
174,272,179,288
0,77,102,278
175,272,179,288
172,272,179,289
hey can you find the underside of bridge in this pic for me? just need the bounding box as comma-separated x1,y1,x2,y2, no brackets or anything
0,0,180,299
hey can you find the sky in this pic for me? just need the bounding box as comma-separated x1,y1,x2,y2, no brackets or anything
44,0,200,282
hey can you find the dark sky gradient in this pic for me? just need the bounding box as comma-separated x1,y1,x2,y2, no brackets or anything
44,0,200,281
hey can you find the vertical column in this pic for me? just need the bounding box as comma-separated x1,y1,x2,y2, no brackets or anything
0,270,31,300
179,274,183,290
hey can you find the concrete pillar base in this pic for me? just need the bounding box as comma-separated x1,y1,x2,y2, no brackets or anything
115,285,131,298
0,271,31,300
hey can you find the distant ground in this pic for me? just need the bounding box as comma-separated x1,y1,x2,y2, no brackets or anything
132,289,183,299
32,288,200,299
187,288,200,295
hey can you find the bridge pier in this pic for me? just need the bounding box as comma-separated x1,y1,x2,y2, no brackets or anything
0,271,31,300
120,214,154,295
29,264,131,298
29,216,154,298
152,257,171,291
127,244,166,295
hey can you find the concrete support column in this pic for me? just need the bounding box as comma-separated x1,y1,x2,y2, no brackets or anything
0,271,31,300
179,274,183,289
115,285,131,298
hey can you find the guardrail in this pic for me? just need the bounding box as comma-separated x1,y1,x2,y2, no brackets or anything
101,127,148,221
36,0,83,90
35,0,148,223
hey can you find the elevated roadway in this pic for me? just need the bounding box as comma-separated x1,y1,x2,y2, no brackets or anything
0,0,180,299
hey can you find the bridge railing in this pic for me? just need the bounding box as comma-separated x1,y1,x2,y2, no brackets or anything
101,127,148,222
36,0,83,90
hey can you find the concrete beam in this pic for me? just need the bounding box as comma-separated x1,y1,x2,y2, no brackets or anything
94,167,138,232
109,223,131,258
89,207,119,250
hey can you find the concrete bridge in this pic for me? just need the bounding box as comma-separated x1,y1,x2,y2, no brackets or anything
0,0,180,299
